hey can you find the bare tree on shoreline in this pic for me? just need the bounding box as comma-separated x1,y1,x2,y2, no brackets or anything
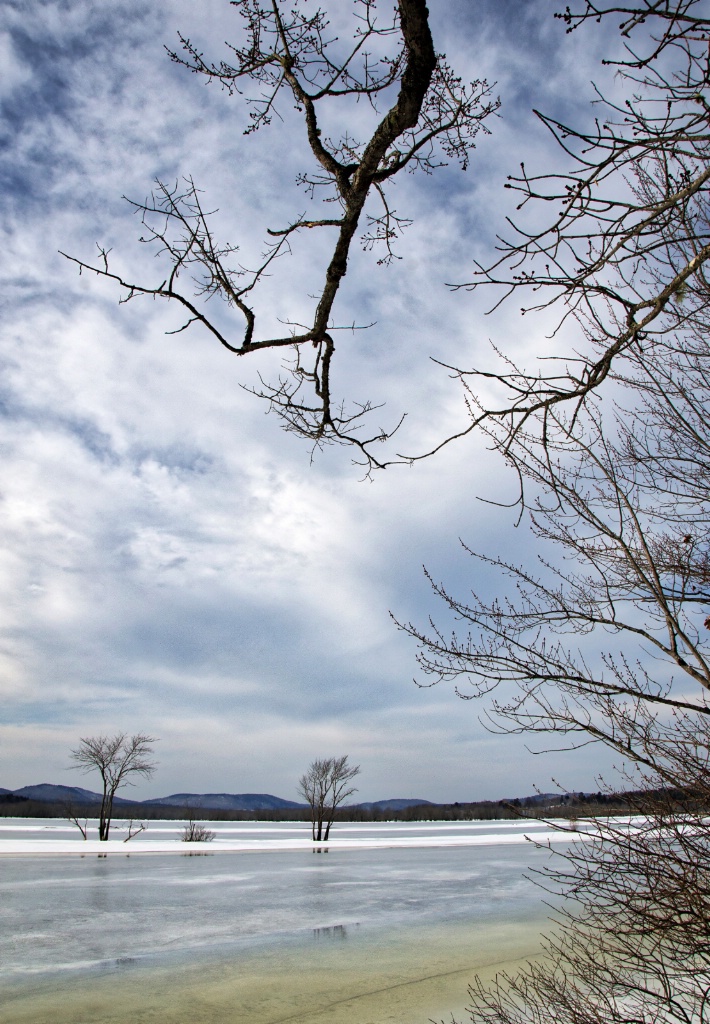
299,756,360,841
69,734,158,841
180,805,216,843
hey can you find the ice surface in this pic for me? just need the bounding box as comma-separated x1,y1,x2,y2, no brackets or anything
0,819,561,975
0,819,561,1024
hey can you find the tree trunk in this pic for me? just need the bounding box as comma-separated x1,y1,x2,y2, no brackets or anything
99,791,115,841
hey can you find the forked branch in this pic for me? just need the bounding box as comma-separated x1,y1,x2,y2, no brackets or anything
63,0,498,471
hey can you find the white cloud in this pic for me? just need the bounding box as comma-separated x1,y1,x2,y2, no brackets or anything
0,31,31,98
0,1,629,803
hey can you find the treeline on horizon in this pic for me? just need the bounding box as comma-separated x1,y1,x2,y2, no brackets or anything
0,789,685,822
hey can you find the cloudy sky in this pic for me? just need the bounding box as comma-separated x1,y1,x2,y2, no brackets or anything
1,1,627,803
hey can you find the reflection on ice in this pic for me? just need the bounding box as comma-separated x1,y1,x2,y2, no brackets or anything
313,923,352,940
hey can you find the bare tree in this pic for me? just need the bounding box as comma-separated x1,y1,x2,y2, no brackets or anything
397,5,710,1022
180,806,216,843
180,820,216,843
61,3,710,473
402,381,710,780
62,0,498,468
462,761,710,1024
62,800,88,840
413,271,710,1024
69,734,158,841
426,0,710,478
398,0,710,779
122,819,148,842
298,755,360,840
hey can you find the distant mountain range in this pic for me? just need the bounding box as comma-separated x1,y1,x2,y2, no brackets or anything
6,784,136,806
0,784,434,812
354,799,433,811
151,792,304,811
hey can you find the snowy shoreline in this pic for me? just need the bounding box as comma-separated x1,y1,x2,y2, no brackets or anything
0,829,583,855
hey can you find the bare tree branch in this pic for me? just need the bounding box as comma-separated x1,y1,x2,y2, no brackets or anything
427,2,710,473
63,0,498,471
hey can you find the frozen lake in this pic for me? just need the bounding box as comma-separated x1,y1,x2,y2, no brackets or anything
0,819,563,1023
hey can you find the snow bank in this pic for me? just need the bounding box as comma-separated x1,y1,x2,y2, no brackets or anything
0,830,583,855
